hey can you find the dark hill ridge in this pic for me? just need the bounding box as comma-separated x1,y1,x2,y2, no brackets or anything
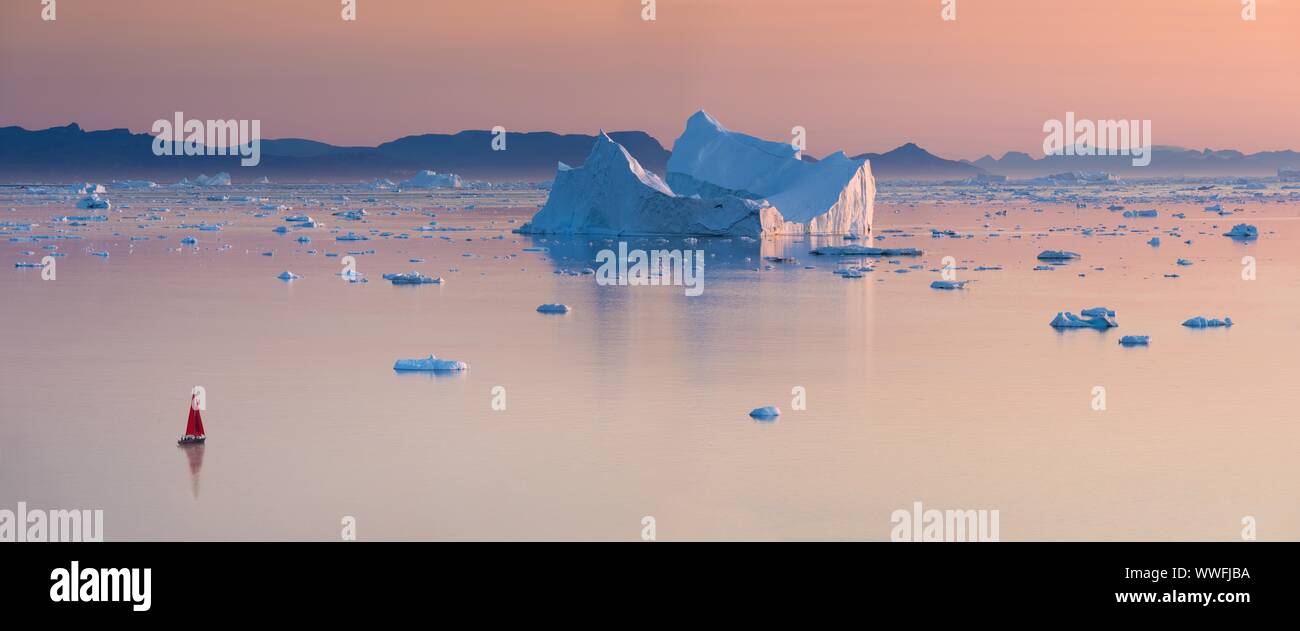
0,123,668,182
2,122,1298,182
850,143,986,179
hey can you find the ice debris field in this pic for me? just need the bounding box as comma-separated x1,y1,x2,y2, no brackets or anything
3,135,1290,419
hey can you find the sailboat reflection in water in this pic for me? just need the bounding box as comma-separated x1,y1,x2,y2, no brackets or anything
181,444,205,499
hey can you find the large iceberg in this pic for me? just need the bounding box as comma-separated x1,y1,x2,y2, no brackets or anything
520,111,875,237
519,132,769,236
664,111,874,236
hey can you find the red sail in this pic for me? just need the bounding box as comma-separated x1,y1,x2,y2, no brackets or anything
185,395,205,436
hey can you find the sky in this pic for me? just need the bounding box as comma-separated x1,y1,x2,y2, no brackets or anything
2,0,1298,160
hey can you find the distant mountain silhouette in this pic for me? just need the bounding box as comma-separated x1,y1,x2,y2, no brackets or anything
2,122,1298,182
0,123,668,182
850,143,986,179
971,146,1300,177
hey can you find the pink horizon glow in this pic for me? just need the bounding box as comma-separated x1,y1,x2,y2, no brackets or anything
2,0,1298,159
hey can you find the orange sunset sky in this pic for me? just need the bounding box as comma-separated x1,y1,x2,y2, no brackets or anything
2,0,1297,159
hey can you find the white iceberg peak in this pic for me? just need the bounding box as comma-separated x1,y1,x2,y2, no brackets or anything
522,111,874,237
666,110,874,235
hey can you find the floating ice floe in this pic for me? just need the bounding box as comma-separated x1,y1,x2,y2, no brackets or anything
1122,210,1157,218
1222,224,1258,240
1037,250,1080,261
811,245,922,256
336,232,369,241
1119,335,1150,346
1147,237,1160,246
384,271,443,285
1050,307,1117,329
110,180,157,189
180,236,197,245
1182,316,1233,328
520,111,874,237
333,209,367,221
277,271,300,281
536,303,571,314
393,355,467,372
400,171,463,189
76,195,111,210
930,280,969,290
748,406,781,419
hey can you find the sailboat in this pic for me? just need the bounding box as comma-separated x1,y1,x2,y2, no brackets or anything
177,394,207,445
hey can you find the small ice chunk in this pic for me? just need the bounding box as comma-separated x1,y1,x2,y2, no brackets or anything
1147,237,1160,246
748,406,781,419
385,271,443,285
76,195,111,210
1118,335,1150,346
1182,316,1233,328
1050,308,1117,329
929,280,968,290
1037,250,1080,260
536,303,571,314
1222,224,1257,239
277,271,300,280
393,355,468,371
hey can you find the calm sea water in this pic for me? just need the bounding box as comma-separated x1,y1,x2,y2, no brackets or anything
2,184,1298,540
